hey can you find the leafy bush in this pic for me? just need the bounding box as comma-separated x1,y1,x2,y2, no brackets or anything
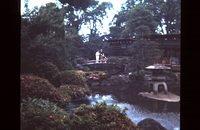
107,56,130,65
57,85,90,100
127,40,163,72
33,62,61,87
85,71,108,81
129,70,145,81
20,74,70,107
21,38,76,75
21,3,77,73
70,103,138,129
163,70,178,82
55,70,87,87
21,98,70,130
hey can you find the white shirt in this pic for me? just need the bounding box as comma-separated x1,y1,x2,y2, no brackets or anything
95,51,100,56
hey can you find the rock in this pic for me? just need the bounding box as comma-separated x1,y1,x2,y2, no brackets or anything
137,118,167,130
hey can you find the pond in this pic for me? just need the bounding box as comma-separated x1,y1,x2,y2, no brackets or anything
86,94,180,130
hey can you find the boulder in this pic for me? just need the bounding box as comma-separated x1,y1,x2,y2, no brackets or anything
137,118,167,130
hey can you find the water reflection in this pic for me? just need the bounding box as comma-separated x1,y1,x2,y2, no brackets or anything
87,94,180,130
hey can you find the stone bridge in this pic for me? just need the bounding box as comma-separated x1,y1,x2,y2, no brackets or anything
82,60,125,75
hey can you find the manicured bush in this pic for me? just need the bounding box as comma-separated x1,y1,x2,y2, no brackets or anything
34,62,61,87
21,98,70,130
70,103,138,129
85,71,108,81
58,85,90,100
20,74,70,107
55,70,87,86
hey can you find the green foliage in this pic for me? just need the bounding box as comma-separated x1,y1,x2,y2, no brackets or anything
55,70,87,86
21,3,77,73
21,40,75,73
144,0,181,34
58,85,90,100
110,0,180,36
129,70,146,81
58,0,112,42
108,56,131,65
59,0,96,10
33,62,61,87
70,103,138,129
21,98,70,130
126,4,158,36
127,40,163,70
20,74,69,107
85,71,108,80
22,3,64,40
81,1,113,42
21,99,137,130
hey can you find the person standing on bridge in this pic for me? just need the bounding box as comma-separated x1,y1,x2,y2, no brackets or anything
99,49,104,63
101,53,108,63
95,50,100,63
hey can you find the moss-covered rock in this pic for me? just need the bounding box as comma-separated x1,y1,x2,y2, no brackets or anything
137,118,167,130
58,85,90,100
70,103,138,129
21,74,70,107
21,98,71,130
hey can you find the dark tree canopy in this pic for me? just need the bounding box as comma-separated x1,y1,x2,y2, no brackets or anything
58,0,96,9
109,0,180,37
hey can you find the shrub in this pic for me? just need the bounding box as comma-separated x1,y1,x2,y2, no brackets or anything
57,85,90,100
85,71,108,81
20,74,70,107
70,103,138,129
129,70,145,81
163,70,178,82
21,98,70,130
127,40,163,71
55,70,87,86
33,62,61,87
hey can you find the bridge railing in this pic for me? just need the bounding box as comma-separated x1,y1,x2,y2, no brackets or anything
86,60,96,64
